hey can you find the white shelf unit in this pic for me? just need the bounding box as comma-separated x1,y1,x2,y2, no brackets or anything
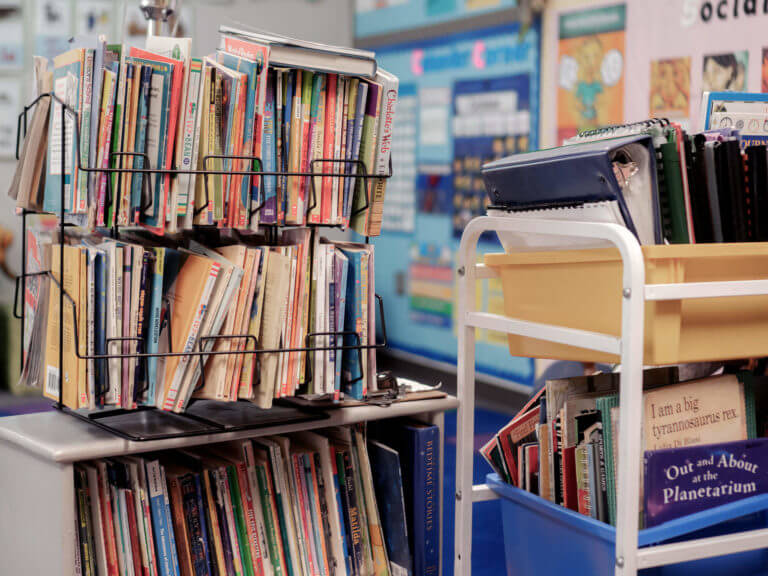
0,395,457,576
453,215,768,576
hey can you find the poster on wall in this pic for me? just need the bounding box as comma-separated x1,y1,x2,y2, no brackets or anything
372,22,539,387
0,1,23,70
556,3,625,143
0,77,21,157
35,0,72,60
701,51,748,92
76,0,113,37
649,57,690,122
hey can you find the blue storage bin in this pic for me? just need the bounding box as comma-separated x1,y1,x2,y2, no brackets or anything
487,473,768,576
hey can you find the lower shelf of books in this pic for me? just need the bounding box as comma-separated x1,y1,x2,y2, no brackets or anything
0,393,455,576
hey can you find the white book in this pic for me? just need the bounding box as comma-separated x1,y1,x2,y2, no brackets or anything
124,458,152,574
280,246,298,397
176,58,204,222
184,59,208,230
86,247,96,409
83,464,109,576
118,489,136,576
105,243,122,405
325,247,335,395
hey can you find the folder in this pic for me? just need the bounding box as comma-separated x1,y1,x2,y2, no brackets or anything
482,134,662,246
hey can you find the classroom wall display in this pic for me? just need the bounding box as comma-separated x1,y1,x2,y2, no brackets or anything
355,0,517,39
556,4,625,143
76,0,114,37
0,1,23,71
371,22,539,386
35,0,72,61
542,0,768,146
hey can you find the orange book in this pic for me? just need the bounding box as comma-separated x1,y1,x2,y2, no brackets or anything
226,248,258,400
161,254,222,410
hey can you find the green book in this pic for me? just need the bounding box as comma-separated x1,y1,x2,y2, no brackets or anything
597,394,619,526
659,139,689,243
256,462,284,576
227,466,255,576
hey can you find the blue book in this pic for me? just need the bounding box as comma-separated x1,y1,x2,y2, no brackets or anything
333,251,349,398
368,440,413,576
131,65,153,223
146,460,180,576
44,49,83,215
282,71,295,224
261,69,277,222
337,247,364,397
344,82,368,221
378,420,440,576
193,474,213,576
303,452,327,575
181,473,210,575
93,250,106,403
644,438,768,528
128,57,172,230
217,51,260,221
145,247,165,405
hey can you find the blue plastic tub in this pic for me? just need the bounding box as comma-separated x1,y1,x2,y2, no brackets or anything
487,473,768,575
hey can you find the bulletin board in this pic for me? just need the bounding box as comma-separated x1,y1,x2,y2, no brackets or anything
355,0,517,39
541,0,768,147
371,21,540,387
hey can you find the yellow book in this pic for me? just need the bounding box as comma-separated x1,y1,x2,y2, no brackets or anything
287,69,303,224
78,247,88,408
256,250,290,408
43,245,80,408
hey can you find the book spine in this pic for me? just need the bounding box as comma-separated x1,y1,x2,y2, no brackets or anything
326,249,336,396
203,472,227,576
215,469,242,576
341,80,358,226
413,425,439,576
366,75,398,237
321,74,337,225
292,454,317,576
262,70,277,225
146,461,174,576
79,49,94,215
124,489,145,576
350,82,380,234
177,59,202,217
287,69,301,225
307,73,326,224
228,466,256,576
257,464,286,576
346,84,368,226
297,71,314,224
238,459,267,576
181,474,210,575
340,450,362,574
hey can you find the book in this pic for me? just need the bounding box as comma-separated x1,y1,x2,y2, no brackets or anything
644,438,768,528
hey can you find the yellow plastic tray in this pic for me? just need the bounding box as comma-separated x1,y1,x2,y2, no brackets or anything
484,243,768,365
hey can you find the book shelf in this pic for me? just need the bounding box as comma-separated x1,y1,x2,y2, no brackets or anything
453,215,768,576
15,91,395,441
0,393,457,575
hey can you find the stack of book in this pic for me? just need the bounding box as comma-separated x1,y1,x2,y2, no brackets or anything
36,233,377,412
12,28,398,237
73,421,439,576
484,98,768,248
482,369,760,528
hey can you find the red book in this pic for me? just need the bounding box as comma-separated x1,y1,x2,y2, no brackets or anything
97,466,120,576
561,446,578,511
321,74,337,223
498,405,540,487
124,489,146,576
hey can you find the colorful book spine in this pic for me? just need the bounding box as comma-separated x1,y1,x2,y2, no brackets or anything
307,73,326,224
78,49,94,215
146,461,178,576
262,70,277,224
321,74,337,224
346,83,368,224
177,58,203,217
334,252,348,402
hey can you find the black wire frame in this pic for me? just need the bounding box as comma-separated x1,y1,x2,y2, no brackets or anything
14,91,390,440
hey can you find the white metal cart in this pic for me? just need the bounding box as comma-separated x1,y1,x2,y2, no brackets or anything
453,215,768,576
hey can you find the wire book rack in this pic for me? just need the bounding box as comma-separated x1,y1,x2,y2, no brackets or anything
14,91,391,441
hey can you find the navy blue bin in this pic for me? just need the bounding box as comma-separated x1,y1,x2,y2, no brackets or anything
487,473,768,576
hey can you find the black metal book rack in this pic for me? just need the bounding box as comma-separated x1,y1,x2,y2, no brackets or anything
13,91,392,441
